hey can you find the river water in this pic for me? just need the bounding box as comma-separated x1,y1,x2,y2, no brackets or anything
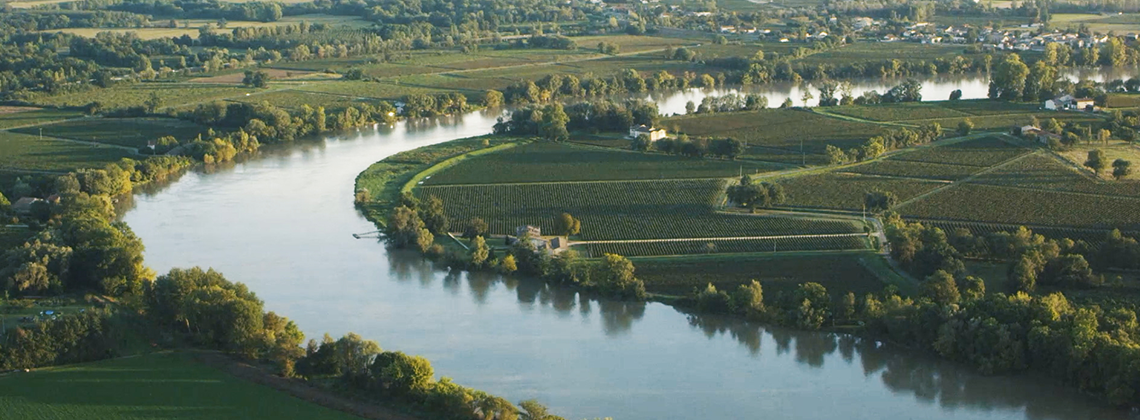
121,72,1135,420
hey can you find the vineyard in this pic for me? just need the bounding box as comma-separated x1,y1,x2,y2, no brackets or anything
0,131,134,171
14,118,209,148
844,159,981,181
778,173,946,210
970,153,1140,197
577,235,870,257
422,142,777,185
666,108,886,157
828,102,972,122
891,136,1029,167
417,180,864,241
634,254,889,296
228,90,368,112
911,219,1123,252
897,183,1140,230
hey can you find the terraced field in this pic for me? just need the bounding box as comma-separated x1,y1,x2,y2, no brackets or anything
422,142,779,185
418,180,863,240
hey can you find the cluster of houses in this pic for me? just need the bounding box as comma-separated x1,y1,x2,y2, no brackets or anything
984,29,1116,52
508,225,570,254
1018,96,1098,143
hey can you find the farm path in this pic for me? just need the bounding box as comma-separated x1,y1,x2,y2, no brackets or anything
571,232,868,245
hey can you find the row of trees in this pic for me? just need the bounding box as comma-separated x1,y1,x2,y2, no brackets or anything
826,124,943,165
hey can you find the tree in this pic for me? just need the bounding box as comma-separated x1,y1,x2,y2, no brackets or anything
372,351,434,395
732,280,765,314
144,92,161,114
470,236,490,267
685,101,696,114
1085,149,1107,176
990,54,1030,100
961,276,985,301
631,134,651,151
1008,254,1038,293
386,206,426,248
1113,159,1132,180
555,213,581,236
242,70,271,88
421,195,449,235
463,218,489,239
500,254,517,273
483,90,503,108
864,190,897,213
923,270,960,305
825,145,849,165
519,400,564,420
801,90,814,107
780,98,794,108
957,119,974,136
539,103,569,141
949,89,963,100
792,282,830,329
596,253,645,299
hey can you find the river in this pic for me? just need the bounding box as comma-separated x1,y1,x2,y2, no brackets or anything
121,72,1135,420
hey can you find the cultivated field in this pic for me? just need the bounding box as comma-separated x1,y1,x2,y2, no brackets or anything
777,172,947,210
633,253,893,296
891,136,1029,167
417,180,863,241
971,152,1140,196
580,235,870,257
422,142,778,185
26,84,252,110
0,132,134,172
14,118,209,148
896,182,1140,230
828,102,973,122
0,352,360,420
667,109,886,163
843,159,982,181
228,90,370,111
0,108,82,130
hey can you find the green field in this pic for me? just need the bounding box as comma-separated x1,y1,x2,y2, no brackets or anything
666,109,886,163
792,42,982,65
13,118,209,148
778,172,947,210
0,132,134,172
422,142,779,185
633,253,896,296
0,108,82,130
417,180,863,241
26,84,253,111
0,352,361,420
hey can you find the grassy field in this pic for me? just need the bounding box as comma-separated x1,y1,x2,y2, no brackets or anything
666,109,886,163
422,142,779,185
971,152,1140,196
1057,143,1140,181
1051,13,1140,33
0,108,82,130
26,84,253,111
1106,93,1140,108
0,352,361,420
777,172,947,210
417,180,864,241
13,118,209,148
633,253,896,297
0,132,134,172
